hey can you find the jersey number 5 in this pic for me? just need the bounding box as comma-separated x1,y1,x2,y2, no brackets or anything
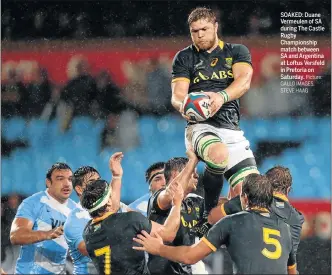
94,246,111,274
261,227,282,260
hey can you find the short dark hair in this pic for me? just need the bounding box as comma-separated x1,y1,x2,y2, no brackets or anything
164,157,188,185
242,174,273,209
145,162,165,183
81,179,109,218
265,166,292,194
46,163,72,180
188,7,217,25
72,166,100,189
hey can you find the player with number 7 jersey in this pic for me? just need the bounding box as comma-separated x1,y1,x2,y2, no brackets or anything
133,174,297,274
82,173,186,275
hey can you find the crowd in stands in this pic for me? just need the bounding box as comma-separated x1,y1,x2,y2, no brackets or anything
2,0,330,41
2,52,331,155
1,55,176,159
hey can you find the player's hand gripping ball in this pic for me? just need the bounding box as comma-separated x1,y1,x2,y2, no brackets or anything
182,92,210,122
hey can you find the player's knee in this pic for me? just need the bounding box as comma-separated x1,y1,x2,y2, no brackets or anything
196,133,228,170
207,143,229,168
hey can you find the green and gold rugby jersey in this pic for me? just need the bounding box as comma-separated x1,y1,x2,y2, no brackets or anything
172,40,252,130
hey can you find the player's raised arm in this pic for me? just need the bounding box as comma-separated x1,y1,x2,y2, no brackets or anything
150,181,184,242
134,210,231,265
108,152,124,213
157,149,199,210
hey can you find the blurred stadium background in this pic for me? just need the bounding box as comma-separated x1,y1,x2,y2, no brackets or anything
1,0,331,274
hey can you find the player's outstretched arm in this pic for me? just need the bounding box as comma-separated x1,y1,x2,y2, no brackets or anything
10,217,63,245
157,149,199,210
207,195,243,224
133,230,212,265
135,213,230,263
150,182,184,242
207,197,229,224
108,152,124,213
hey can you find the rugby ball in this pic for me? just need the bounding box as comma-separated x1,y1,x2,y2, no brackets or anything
182,92,210,122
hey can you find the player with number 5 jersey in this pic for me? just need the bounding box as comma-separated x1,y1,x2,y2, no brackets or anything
133,174,297,274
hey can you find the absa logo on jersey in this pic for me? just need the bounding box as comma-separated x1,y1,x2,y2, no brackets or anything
193,70,234,83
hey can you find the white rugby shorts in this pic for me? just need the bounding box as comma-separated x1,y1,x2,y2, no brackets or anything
185,123,255,172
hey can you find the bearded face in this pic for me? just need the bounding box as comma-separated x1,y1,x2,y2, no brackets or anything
190,19,218,51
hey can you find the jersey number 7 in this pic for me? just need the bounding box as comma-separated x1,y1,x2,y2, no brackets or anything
261,227,282,260
94,245,111,274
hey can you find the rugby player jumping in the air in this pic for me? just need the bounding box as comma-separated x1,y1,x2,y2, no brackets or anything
171,7,259,235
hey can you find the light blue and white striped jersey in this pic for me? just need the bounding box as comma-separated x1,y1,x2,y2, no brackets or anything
63,204,96,275
128,193,150,217
64,202,130,274
14,190,77,274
